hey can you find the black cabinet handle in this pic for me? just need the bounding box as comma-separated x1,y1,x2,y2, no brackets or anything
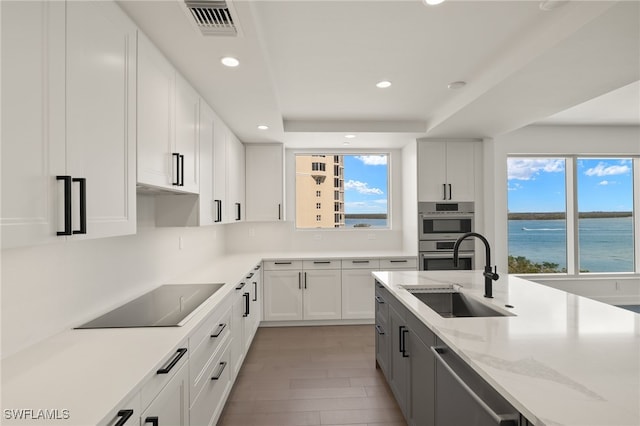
115,410,134,426
278,203,281,220
399,326,406,355
72,178,87,234
235,282,245,290
400,327,409,358
246,272,254,279
156,348,187,374
144,416,158,426
375,296,385,304
390,260,408,263
352,260,370,264
275,261,292,265
210,323,226,338
298,272,302,289
313,261,331,264
448,183,452,200
243,292,250,317
375,324,385,335
214,199,222,223
172,153,180,186
304,272,307,289
376,282,383,288
179,154,185,186
57,176,72,236
253,281,258,301
211,361,227,380
235,202,241,221
443,183,447,200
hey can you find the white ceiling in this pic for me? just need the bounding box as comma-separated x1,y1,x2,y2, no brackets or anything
117,0,640,148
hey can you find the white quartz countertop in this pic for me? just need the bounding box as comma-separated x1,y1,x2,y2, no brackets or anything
372,270,640,426
0,250,415,426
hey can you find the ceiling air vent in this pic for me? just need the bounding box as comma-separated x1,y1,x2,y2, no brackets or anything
184,0,237,36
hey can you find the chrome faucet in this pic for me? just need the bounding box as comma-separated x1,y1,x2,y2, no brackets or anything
453,232,499,298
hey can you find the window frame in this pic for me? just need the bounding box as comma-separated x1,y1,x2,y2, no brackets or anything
507,154,638,275
293,151,392,231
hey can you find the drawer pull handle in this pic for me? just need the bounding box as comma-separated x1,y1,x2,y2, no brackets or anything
115,410,134,426
375,296,385,304
246,272,254,279
274,261,292,265
313,261,331,264
156,348,187,375
390,260,408,263
211,361,228,380
375,324,385,335
235,282,245,290
144,416,159,426
352,260,370,264
211,323,226,338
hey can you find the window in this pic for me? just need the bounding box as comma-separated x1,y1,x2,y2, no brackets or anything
507,156,636,274
296,154,389,229
312,162,326,171
316,190,321,197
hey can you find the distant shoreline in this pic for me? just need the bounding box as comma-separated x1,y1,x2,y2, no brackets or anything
345,214,387,219
509,211,632,220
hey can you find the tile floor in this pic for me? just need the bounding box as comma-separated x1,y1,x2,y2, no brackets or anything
218,325,407,426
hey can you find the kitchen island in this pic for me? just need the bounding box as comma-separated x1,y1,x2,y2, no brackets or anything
373,270,640,426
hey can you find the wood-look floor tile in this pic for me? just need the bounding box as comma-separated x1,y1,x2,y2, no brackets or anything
290,377,352,389
319,408,405,425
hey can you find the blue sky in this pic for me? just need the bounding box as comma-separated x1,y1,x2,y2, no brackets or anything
507,158,633,212
343,155,388,214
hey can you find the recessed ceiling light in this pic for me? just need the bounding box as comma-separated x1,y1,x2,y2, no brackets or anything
221,56,239,67
345,134,356,139
343,141,351,146
423,0,446,5
257,125,269,130
447,81,467,90
376,80,392,89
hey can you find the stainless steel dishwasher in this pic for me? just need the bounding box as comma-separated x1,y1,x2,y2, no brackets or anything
431,346,522,426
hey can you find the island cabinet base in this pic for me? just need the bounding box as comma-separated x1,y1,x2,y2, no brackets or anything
374,279,531,426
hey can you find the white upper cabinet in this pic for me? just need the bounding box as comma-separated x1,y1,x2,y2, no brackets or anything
66,0,137,240
137,32,199,194
418,140,478,202
227,133,245,222
245,144,285,222
1,0,136,248
211,109,228,224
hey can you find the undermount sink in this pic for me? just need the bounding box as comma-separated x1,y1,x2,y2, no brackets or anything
408,290,512,318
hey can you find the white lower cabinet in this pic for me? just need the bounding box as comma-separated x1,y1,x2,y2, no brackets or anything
341,259,380,320
263,262,304,321
141,354,189,426
303,262,342,320
100,393,141,426
190,340,232,426
230,284,247,376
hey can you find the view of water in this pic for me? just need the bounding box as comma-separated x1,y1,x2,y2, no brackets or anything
508,217,634,272
345,218,388,228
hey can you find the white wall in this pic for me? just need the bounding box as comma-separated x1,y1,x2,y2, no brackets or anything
1,194,227,358
225,148,405,254
487,124,640,275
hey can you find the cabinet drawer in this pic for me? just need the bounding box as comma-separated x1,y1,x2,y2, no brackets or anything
303,259,341,270
342,259,380,270
140,339,189,410
263,260,303,270
189,307,232,404
380,257,417,270
375,283,390,324
190,339,232,426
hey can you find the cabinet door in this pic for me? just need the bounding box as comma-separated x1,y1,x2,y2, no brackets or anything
230,289,246,377
263,270,303,321
445,141,476,201
245,144,284,222
174,73,199,193
212,116,228,223
247,266,262,336
198,101,216,225
141,362,189,426
66,0,137,240
303,270,341,320
341,269,376,319
388,305,409,417
137,32,174,189
408,329,435,426
417,141,447,201
227,132,245,222
1,1,65,248
375,315,391,378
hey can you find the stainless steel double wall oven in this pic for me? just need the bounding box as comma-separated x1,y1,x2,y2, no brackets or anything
419,201,475,271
